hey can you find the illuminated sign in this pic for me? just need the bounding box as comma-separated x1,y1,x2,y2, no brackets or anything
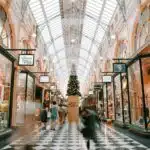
102,76,112,83
113,63,126,73
39,75,49,83
18,54,34,66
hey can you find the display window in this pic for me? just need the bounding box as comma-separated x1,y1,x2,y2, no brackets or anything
114,74,123,122
121,74,129,124
16,73,35,125
107,83,114,119
26,75,35,115
16,73,26,124
141,57,150,130
103,84,107,119
0,53,12,131
128,60,143,128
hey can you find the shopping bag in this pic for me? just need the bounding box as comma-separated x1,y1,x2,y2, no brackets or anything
47,111,51,118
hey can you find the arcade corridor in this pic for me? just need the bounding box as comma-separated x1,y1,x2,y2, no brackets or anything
0,0,149,149
1,123,150,150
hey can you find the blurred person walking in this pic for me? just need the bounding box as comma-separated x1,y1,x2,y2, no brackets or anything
50,101,58,130
80,109,99,150
58,104,65,125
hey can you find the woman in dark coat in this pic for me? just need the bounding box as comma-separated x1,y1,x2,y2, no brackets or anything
81,109,98,149
40,106,47,130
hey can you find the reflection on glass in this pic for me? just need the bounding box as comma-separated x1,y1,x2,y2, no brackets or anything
103,84,107,119
16,73,26,125
122,75,129,124
0,53,12,131
142,58,150,130
114,74,123,122
26,75,34,115
107,84,114,119
128,60,143,128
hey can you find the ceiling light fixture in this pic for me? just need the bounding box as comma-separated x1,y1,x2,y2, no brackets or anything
111,35,116,40
71,39,76,43
32,33,36,38
99,56,103,60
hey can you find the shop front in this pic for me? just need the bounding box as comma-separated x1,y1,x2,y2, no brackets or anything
107,83,114,120
113,72,130,127
128,53,150,133
0,47,15,132
128,3,150,134
0,5,16,133
16,71,35,125
103,82,114,120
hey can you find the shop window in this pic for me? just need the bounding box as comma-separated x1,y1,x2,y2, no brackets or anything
107,84,114,119
121,74,129,123
16,73,34,125
103,84,107,119
16,73,26,125
142,58,150,130
0,6,11,48
0,53,12,131
135,6,150,51
147,67,150,75
114,74,123,122
128,60,143,128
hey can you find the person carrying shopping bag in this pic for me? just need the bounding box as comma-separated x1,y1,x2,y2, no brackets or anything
80,108,99,150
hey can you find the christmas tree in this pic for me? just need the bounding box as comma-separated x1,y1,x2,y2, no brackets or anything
67,64,81,96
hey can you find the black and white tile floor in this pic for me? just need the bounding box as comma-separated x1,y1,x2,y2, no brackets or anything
2,123,150,150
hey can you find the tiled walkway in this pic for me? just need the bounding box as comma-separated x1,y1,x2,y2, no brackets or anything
1,123,150,150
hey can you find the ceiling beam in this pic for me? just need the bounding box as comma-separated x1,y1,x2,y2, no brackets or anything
39,0,60,65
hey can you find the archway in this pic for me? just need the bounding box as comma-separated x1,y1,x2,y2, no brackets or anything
0,0,15,48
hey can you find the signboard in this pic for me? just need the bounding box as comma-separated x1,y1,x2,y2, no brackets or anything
18,54,34,66
39,75,49,83
113,63,126,73
93,82,102,89
102,76,112,83
89,90,93,95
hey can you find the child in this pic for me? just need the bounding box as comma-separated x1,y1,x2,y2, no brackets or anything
40,106,47,130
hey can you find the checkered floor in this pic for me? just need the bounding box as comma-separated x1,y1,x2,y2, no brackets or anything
2,123,149,150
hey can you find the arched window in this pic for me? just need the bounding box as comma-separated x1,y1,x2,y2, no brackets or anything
0,6,11,48
135,6,150,50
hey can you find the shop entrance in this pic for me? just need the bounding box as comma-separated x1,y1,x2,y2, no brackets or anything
0,47,15,131
35,86,43,109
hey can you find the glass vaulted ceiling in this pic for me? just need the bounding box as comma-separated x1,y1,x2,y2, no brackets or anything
78,0,117,78
29,0,68,77
29,0,117,81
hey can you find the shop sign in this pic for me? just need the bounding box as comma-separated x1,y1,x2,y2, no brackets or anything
89,90,93,95
102,76,112,83
113,63,126,73
39,75,49,83
18,54,34,66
